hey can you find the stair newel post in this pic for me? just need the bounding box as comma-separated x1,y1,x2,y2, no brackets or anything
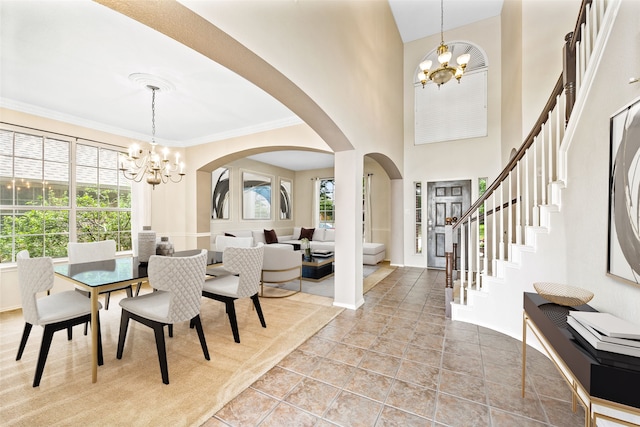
459,218,466,301
444,217,455,318
563,31,576,124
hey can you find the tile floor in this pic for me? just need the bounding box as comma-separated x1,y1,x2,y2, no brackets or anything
203,267,586,427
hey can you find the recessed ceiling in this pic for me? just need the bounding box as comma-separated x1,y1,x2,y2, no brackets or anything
0,0,502,171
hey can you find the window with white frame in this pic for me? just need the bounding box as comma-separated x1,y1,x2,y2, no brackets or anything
0,127,132,263
319,178,335,229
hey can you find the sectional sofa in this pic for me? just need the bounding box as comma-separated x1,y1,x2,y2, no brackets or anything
212,226,386,265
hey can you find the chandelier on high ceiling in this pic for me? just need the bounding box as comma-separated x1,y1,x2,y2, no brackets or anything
119,80,185,190
418,0,471,88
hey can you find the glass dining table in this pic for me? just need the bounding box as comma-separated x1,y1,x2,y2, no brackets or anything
54,250,222,383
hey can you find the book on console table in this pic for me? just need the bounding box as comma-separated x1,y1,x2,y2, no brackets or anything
569,311,640,340
567,318,640,372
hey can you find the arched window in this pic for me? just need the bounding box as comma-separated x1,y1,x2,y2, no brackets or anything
414,41,488,145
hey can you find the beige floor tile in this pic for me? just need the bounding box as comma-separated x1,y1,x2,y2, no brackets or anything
257,402,318,427
284,377,340,417
434,392,491,427
344,367,394,402
324,390,383,427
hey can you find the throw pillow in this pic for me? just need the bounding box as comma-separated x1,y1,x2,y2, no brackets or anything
264,229,278,244
299,227,315,241
224,232,236,237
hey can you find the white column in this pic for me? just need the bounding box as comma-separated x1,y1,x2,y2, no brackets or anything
333,150,364,310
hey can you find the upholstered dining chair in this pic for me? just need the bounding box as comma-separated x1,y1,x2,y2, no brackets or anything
116,249,209,384
67,240,133,310
202,244,265,343
16,250,103,387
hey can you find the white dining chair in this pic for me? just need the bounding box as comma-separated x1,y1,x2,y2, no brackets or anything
116,249,210,384
16,250,104,387
202,244,266,343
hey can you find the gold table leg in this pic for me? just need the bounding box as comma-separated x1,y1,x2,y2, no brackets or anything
90,288,99,383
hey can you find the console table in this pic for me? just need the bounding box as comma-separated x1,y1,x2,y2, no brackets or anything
522,293,640,427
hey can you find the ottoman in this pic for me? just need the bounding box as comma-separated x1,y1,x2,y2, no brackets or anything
363,242,386,265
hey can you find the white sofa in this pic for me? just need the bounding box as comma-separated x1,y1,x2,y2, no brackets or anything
212,227,386,265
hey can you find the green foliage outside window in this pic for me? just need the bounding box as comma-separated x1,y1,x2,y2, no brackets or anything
0,188,131,262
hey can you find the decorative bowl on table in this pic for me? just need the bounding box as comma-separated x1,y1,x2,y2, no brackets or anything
533,282,594,306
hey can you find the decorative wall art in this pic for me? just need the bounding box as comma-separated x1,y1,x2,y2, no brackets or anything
280,178,292,220
243,171,272,220
211,167,230,219
608,98,640,285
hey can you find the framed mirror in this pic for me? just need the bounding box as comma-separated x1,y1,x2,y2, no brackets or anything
242,171,271,220
211,167,230,219
279,178,292,220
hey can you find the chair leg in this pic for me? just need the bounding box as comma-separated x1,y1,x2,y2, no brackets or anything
16,323,33,361
126,286,133,298
152,323,169,385
134,282,142,296
84,321,88,336
225,301,241,343
251,294,267,328
33,325,55,387
104,292,111,310
67,326,73,341
168,324,173,338
96,312,104,366
116,310,131,359
192,315,210,360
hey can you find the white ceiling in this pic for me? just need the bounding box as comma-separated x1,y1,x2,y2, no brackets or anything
388,0,503,43
0,0,501,171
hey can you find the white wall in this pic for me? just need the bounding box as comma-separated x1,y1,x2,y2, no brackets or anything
403,16,503,268
560,0,640,323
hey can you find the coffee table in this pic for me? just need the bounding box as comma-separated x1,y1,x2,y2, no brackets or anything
301,255,334,281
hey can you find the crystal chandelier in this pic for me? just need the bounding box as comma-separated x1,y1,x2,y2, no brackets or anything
418,0,471,88
119,84,185,189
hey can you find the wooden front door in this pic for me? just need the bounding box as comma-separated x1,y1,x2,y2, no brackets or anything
427,180,471,268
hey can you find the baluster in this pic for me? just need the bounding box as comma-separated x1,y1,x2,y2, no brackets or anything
460,220,466,301
531,136,540,227
469,211,483,289
469,214,474,291
483,198,488,280
579,29,586,85
499,182,505,260
525,149,530,229
516,161,522,245
585,6,592,64
576,40,582,92
548,110,554,187
492,191,497,271
507,172,513,261
541,122,547,205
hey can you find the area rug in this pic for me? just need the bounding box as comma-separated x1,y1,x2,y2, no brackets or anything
0,290,342,426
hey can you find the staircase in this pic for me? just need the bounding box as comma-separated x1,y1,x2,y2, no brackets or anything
450,0,619,342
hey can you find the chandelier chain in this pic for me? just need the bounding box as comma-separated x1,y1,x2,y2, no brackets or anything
440,0,444,44
151,86,156,145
